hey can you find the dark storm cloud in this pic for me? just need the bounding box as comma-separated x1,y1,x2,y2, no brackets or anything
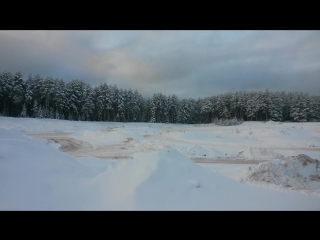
0,30,319,99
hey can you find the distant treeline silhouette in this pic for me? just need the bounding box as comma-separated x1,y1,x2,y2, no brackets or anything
1,70,319,123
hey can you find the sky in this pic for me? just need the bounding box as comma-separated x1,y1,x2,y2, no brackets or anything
1,117,320,210
0,30,319,99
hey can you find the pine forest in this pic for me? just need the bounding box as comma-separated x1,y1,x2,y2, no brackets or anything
1,70,319,124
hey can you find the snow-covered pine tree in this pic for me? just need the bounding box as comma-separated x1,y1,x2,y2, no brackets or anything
105,86,113,121
237,91,246,120
138,93,146,122
68,113,74,121
55,110,60,120
152,93,159,122
308,96,320,121
268,92,284,121
40,76,54,117
132,89,141,122
32,99,38,118
163,95,170,123
125,88,134,122
217,97,226,120
95,83,108,121
187,98,198,124
82,84,95,121
260,89,270,121
246,98,256,121
66,79,86,121
117,88,125,122
25,74,34,117
33,74,43,110
0,70,13,116
37,105,44,119
11,71,25,117
230,92,238,119
111,85,119,121
169,94,179,123
290,94,307,122
53,78,67,120
123,89,130,122
49,109,54,119
178,99,191,124
20,103,27,118
201,97,213,123
193,98,202,123
280,91,290,121
150,101,156,123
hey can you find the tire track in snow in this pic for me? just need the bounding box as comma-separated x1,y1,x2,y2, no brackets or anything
142,134,320,151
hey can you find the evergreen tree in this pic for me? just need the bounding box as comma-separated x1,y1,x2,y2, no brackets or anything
150,101,156,123
201,98,213,123
117,88,125,122
290,94,308,122
0,70,13,115
168,94,179,123
37,105,44,119
268,92,284,121
246,99,256,121
20,103,27,118
53,78,67,119
40,76,54,116
32,100,39,118
82,84,95,121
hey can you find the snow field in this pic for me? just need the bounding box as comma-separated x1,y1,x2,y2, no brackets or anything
1,117,320,210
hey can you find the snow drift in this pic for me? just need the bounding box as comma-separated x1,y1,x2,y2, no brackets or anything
244,154,320,195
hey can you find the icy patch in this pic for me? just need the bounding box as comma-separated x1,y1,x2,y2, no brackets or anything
243,154,320,195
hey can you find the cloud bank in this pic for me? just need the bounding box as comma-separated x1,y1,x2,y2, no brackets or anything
0,30,319,98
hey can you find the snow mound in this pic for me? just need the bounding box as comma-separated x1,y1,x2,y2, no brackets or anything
131,149,214,209
128,149,208,187
244,154,320,195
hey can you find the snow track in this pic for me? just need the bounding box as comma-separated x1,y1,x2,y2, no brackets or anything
26,130,320,164
143,133,320,151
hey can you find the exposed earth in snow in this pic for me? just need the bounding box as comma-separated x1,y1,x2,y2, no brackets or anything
1,117,320,210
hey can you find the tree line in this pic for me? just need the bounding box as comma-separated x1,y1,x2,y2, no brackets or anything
0,70,319,123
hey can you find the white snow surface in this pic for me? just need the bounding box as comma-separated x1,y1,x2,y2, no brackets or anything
1,117,320,210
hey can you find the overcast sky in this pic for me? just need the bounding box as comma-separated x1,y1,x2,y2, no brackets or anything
0,30,319,99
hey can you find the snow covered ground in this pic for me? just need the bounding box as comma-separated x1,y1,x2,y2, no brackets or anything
1,116,320,210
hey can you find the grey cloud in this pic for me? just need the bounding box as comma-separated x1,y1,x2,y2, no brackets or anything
0,30,319,99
